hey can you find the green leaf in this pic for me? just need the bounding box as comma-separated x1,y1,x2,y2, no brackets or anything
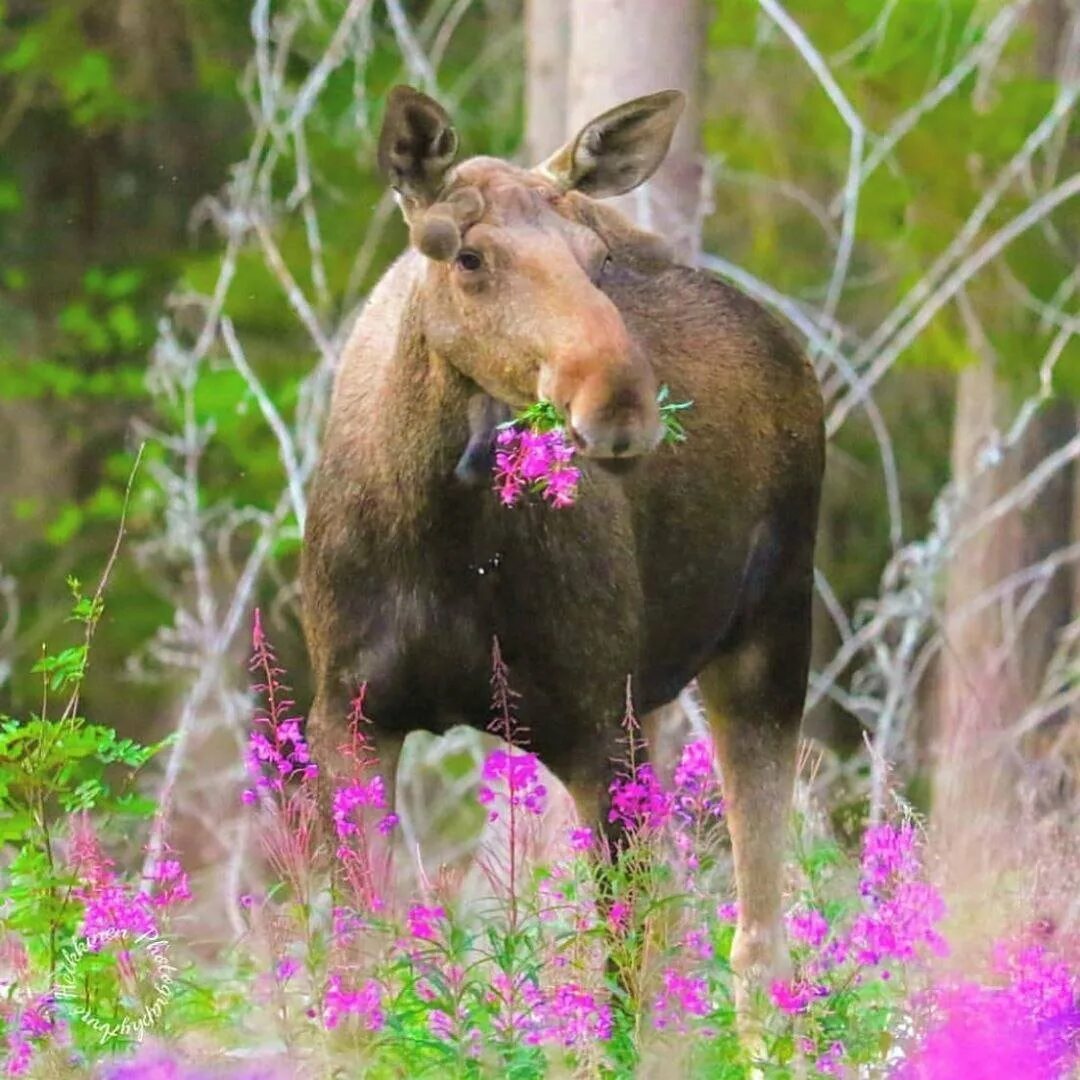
657,384,693,445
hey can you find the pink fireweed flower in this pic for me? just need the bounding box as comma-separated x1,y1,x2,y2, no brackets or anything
80,885,158,946
275,957,300,983
406,904,446,942
770,978,827,1015
332,775,393,839
717,901,739,924
898,944,1080,1080
859,821,922,898
67,813,114,890
428,1009,454,1040
323,973,384,1031
67,819,168,945
815,1040,846,1076
493,426,580,508
428,1010,482,1058
477,748,547,821
787,906,830,950
672,738,724,816
150,860,192,909
653,969,711,1032
528,983,613,1048
846,822,947,967
568,826,595,852
244,610,318,804
489,971,550,1043
670,739,723,849
102,1042,287,1078
608,762,672,830
683,927,714,962
5,994,62,1078
607,901,632,933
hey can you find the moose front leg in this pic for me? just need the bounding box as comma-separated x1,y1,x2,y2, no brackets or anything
698,617,808,1050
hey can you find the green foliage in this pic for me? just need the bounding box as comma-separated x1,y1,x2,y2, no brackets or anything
0,578,168,1040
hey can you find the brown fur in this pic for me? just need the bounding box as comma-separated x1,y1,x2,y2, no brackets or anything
302,90,825,1017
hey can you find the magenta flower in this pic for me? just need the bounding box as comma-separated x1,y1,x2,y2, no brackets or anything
80,885,159,946
244,609,318,804
607,901,632,933
787,906,830,950
151,860,192,909
845,822,947,967
716,901,739,924
608,763,672,830
477,748,547,821
323,973,384,1031
859,822,922,898
274,957,299,983
528,983,613,1048
568,826,595,852
815,1040,846,1076
671,737,724,824
3,994,69,1079
683,927,715,961
898,944,1080,1080
493,427,580,508
332,776,396,839
673,738,715,793
770,978,827,1015
406,904,446,942
653,968,711,1031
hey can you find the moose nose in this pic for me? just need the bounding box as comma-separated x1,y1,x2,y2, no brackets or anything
568,408,662,460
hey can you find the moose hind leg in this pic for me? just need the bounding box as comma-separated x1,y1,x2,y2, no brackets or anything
698,601,809,1036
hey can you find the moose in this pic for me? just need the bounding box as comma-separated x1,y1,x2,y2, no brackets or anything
301,85,824,1016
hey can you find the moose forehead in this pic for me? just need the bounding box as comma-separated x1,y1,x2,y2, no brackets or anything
420,157,597,243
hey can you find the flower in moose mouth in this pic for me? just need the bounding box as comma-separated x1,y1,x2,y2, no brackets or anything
491,387,692,508
493,426,580,509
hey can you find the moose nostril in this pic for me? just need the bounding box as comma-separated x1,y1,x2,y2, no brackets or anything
568,424,588,450
611,434,631,456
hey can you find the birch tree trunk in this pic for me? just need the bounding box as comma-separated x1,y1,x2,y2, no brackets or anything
524,0,569,164
933,0,1079,885
565,0,703,262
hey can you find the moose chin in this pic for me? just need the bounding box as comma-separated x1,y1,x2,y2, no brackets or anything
301,84,824,1031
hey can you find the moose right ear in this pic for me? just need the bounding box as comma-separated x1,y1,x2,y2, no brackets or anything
536,90,684,199
378,86,459,209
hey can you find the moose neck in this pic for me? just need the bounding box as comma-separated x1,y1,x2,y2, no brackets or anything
360,274,476,528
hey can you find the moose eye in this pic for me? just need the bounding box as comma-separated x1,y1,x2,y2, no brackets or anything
455,249,484,272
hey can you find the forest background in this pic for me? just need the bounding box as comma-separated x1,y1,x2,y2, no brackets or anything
1,0,1079,888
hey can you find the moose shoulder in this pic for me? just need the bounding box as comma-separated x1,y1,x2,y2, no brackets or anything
301,86,824,1015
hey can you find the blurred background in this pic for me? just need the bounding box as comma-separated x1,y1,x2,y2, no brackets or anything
0,0,1078,902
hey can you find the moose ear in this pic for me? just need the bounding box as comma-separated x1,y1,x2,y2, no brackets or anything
378,85,459,207
536,91,685,199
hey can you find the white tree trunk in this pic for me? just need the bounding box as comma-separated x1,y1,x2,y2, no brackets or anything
524,0,570,163
566,0,703,262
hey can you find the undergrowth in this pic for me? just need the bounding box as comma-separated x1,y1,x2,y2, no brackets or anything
0,593,1077,1078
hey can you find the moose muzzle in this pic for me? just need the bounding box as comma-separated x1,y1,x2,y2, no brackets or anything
538,297,662,460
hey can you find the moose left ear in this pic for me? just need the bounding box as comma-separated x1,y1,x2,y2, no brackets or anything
536,90,685,199
378,85,459,207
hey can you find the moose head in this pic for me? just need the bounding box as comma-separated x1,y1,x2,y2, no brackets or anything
377,85,685,461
